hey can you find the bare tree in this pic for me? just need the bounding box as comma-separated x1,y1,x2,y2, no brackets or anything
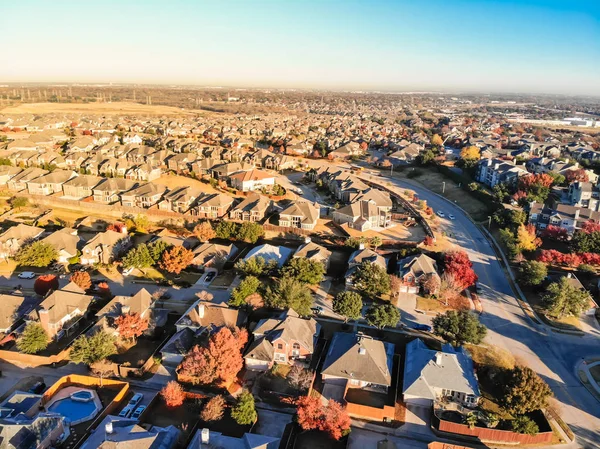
438,272,463,306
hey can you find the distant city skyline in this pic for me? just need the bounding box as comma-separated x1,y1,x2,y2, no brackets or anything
1,0,599,95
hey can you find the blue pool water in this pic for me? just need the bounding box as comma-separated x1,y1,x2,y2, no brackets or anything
48,398,97,422
71,391,94,401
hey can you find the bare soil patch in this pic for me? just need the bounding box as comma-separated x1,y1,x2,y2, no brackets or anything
1,101,199,116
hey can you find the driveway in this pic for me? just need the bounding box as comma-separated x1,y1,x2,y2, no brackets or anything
254,409,293,439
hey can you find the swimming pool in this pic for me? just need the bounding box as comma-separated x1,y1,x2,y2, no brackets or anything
48,397,99,424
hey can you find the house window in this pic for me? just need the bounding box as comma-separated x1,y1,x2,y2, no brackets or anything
277,343,283,350
292,343,300,356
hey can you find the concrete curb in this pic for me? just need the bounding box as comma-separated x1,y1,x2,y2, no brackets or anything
575,359,600,404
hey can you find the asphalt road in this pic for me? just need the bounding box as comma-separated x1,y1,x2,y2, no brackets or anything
373,173,600,448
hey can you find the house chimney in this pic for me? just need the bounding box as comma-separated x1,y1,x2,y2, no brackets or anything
105,422,113,434
567,273,572,279
304,236,311,244
121,305,130,315
358,347,366,355
201,428,210,444
358,242,365,250
198,304,205,319
37,309,50,337
435,352,443,366
575,209,580,220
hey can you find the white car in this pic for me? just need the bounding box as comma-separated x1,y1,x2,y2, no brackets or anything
448,214,455,220
437,211,445,218
18,272,36,279
122,267,134,276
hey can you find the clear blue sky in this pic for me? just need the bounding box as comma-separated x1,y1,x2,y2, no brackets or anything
1,0,599,95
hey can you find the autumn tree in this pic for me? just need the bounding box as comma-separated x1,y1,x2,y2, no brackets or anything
231,390,257,425
565,168,589,184
518,173,554,203
160,381,185,408
352,261,391,298
115,312,149,341
16,323,48,354
444,251,478,289
296,396,351,440
516,224,541,252
15,241,57,267
159,246,194,274
332,291,363,322
281,258,325,285
432,310,487,345
322,400,352,440
193,221,216,242
33,274,59,296
287,365,314,392
390,275,402,298
460,145,480,161
500,366,552,415
200,395,226,422
431,134,443,146
438,272,463,306
421,273,441,296
70,271,91,290
543,277,591,319
581,220,600,234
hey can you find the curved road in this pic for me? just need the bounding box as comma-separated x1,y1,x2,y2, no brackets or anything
373,173,600,448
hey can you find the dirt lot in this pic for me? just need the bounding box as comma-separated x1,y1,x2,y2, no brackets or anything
0,101,199,116
396,170,489,221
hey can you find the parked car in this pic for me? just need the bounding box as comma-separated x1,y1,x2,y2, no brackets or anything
132,405,146,419
436,211,445,218
128,393,143,407
119,405,134,418
204,272,216,284
311,306,324,315
29,382,46,394
18,272,36,279
122,267,134,276
412,324,432,332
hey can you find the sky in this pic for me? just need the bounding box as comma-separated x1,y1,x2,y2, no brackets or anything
1,0,599,95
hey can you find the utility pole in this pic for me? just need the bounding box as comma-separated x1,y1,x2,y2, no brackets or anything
488,216,492,229
442,181,446,194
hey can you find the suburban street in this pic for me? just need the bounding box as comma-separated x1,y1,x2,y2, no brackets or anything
373,173,600,448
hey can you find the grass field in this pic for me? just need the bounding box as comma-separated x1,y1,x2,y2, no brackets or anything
0,101,200,116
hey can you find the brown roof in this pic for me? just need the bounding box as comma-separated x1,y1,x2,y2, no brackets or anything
177,301,246,331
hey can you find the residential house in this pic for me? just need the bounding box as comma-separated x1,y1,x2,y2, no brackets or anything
93,178,138,204
7,167,48,192
321,332,394,394
0,224,44,260
158,186,204,214
191,242,238,272
120,182,167,208
187,429,279,449
211,161,253,179
61,174,103,199
0,166,22,187
345,246,387,283
245,309,320,371
0,294,30,334
328,141,364,159
567,181,600,211
125,163,162,182
278,200,320,230
292,238,332,270
175,301,247,335
0,413,66,449
397,253,440,294
334,200,389,231
403,338,480,407
476,159,529,188
243,243,293,268
229,169,276,192
41,228,81,263
29,282,93,338
229,193,271,222
80,229,131,265
189,192,234,218
529,202,600,234
167,153,198,172
26,170,77,196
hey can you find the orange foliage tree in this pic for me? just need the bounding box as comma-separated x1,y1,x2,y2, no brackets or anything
160,381,185,407
34,274,59,296
114,312,149,341
159,246,194,274
296,396,351,440
70,271,91,290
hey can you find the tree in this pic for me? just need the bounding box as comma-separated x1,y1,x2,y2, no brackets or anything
432,310,487,345
229,276,261,307
281,258,325,285
178,345,218,385
148,240,171,263
516,224,541,252
465,412,478,429
438,272,463,306
287,365,313,392
390,275,402,298
444,251,478,289
159,246,194,274
511,415,539,436
460,145,480,161
16,323,48,354
200,395,226,422
501,366,552,414
518,173,553,203
215,221,238,240
235,256,267,277
231,390,256,425
33,274,59,296
70,331,117,365
369,236,382,249
543,277,591,319
518,261,547,286
565,168,589,184
237,222,264,243
541,225,568,241
9,196,28,210
115,312,149,341
366,304,400,329
15,242,57,267
417,149,436,165
70,271,91,290
160,381,185,408
421,273,441,296
265,276,314,316
133,215,150,233
571,229,600,253
122,244,154,269
296,396,350,440
499,228,520,259
193,222,216,242
581,220,600,234
332,291,363,322
352,262,391,298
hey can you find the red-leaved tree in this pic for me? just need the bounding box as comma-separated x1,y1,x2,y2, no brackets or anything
70,271,92,290
114,312,149,341
160,381,185,407
519,173,554,190
541,225,569,241
159,246,194,274
538,250,600,267
34,274,59,296
565,169,589,184
296,396,350,440
581,220,600,234
444,251,478,290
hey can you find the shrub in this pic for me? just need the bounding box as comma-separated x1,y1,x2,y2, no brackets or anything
511,415,539,435
16,323,48,354
160,381,185,408
231,390,256,425
200,395,226,422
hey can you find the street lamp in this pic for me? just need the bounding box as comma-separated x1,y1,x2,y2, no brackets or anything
488,216,492,229
442,181,446,194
